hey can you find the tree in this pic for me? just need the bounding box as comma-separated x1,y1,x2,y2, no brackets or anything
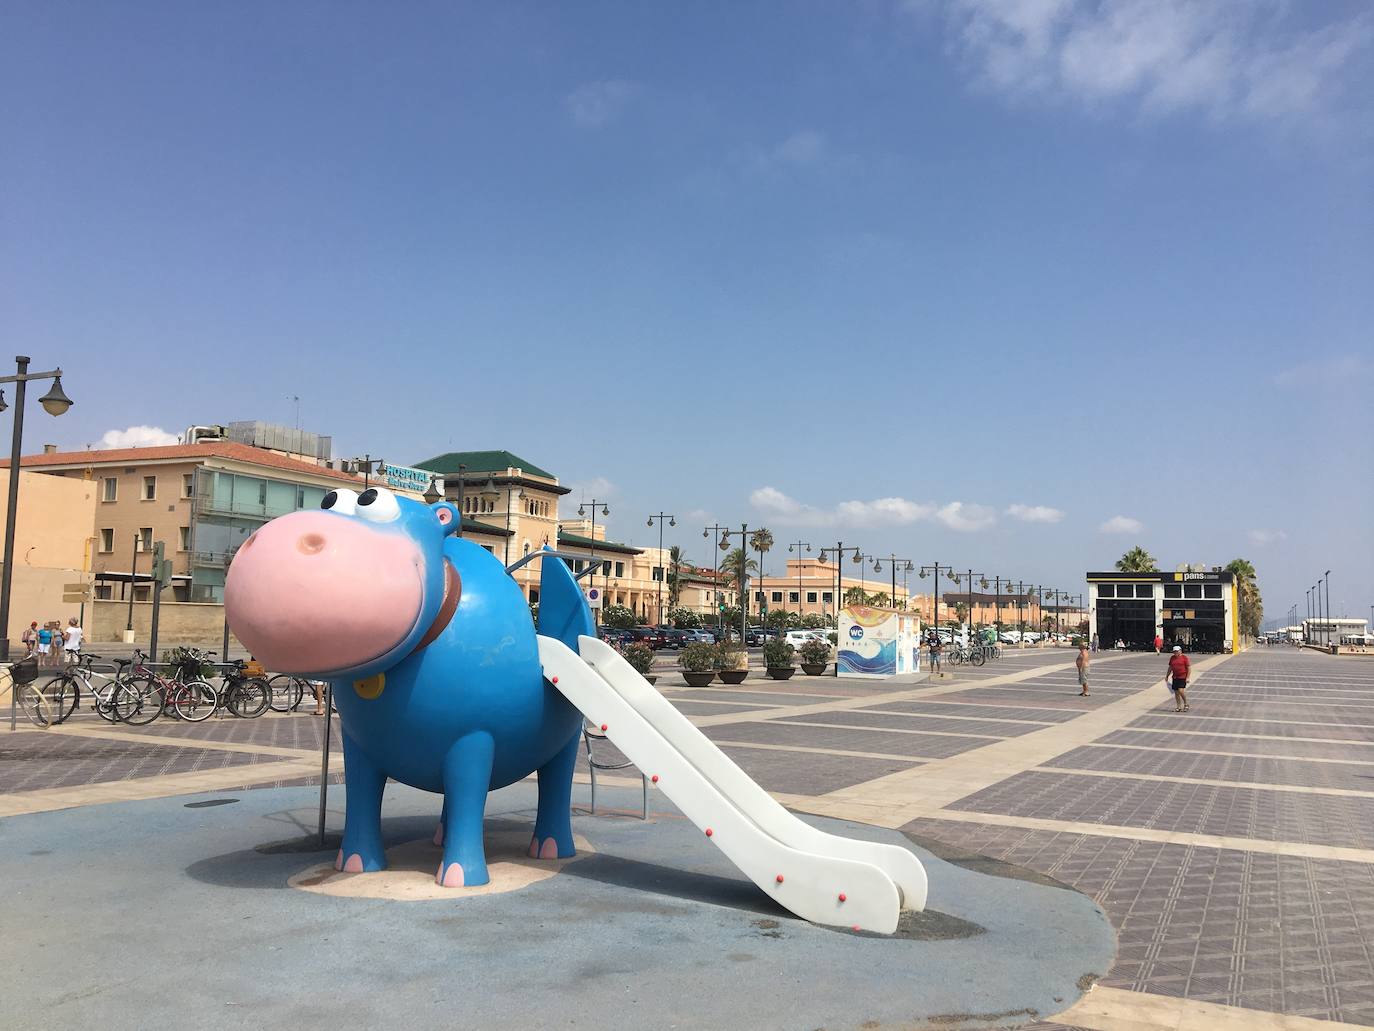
749,528,773,582
766,609,800,630
602,604,637,628
801,613,826,629
870,591,890,608
720,605,741,630
954,602,968,623
1115,547,1158,572
1225,558,1264,638
718,547,757,591
666,546,689,610
668,606,700,628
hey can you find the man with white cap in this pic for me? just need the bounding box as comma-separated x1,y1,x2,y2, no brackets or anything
1167,644,1191,712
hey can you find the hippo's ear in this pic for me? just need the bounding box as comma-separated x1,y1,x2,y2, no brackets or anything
432,502,462,536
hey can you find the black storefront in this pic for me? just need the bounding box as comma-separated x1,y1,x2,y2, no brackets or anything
1088,571,1235,654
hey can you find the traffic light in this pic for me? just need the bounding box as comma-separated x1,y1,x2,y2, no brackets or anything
151,541,173,585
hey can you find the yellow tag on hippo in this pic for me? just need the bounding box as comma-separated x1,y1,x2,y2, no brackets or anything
353,673,385,699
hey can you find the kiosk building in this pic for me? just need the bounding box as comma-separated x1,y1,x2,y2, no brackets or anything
1087,570,1239,653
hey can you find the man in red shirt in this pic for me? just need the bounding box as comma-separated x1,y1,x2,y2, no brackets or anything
1167,645,1191,712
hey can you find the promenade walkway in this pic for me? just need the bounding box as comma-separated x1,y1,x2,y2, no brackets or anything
3,645,1370,1028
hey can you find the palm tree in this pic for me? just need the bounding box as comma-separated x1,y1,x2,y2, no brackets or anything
870,591,891,608
719,547,757,591
1225,558,1263,638
1115,546,1158,572
749,527,773,601
666,545,689,610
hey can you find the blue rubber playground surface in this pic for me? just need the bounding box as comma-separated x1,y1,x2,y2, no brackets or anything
2,781,1114,1030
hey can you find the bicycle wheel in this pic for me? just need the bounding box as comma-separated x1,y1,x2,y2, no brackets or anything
173,681,218,722
40,674,80,725
114,675,164,726
267,674,303,713
16,681,53,727
970,649,986,666
228,678,270,718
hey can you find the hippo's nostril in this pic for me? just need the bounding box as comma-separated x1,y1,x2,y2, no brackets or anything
298,533,327,555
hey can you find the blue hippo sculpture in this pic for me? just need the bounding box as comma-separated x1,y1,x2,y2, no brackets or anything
223,485,591,887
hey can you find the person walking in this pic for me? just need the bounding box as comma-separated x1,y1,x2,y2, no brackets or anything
1090,633,1098,654
1167,644,1191,712
1075,641,1090,696
928,634,942,677
1153,633,1163,654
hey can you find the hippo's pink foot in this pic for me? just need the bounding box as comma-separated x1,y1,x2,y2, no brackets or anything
436,861,465,887
527,836,561,860
338,853,365,873
335,849,344,870
433,823,444,847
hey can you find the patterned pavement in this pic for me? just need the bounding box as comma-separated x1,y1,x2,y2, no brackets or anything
4,645,1373,1028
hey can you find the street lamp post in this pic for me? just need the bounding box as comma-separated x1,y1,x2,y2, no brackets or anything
647,512,676,627
702,523,729,637
578,499,610,627
442,464,467,538
352,454,384,489
0,356,74,662
787,540,812,621
951,570,987,635
818,542,862,677
126,533,142,634
918,563,956,635
872,555,914,611
1325,571,1332,646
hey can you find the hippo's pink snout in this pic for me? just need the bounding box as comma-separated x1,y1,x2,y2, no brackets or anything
224,511,425,674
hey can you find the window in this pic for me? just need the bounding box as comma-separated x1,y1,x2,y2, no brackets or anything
142,475,157,500
601,560,611,576
296,486,306,508
179,526,191,551
481,545,494,554
1184,584,1202,599
529,588,540,604
257,481,267,506
573,560,584,573
95,585,112,601
138,527,153,551
102,477,118,502
771,591,783,603
789,592,799,603
1136,584,1154,598
822,592,833,604
755,591,765,604
614,562,624,578
1163,584,1182,599
807,591,817,603
1097,584,1115,598
1204,584,1222,599
134,585,151,602
99,528,114,552
183,473,195,499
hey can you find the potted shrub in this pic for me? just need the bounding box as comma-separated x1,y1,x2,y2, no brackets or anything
679,642,718,687
763,638,796,680
798,637,831,676
622,642,657,685
716,641,749,685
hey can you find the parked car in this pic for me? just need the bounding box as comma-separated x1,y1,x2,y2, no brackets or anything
684,629,715,644
784,629,823,648
660,628,689,649
629,626,668,649
599,627,634,646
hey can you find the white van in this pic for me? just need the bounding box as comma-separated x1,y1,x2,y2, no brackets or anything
784,629,825,648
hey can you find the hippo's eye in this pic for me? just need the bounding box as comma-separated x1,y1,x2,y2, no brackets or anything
322,488,359,515
356,486,400,523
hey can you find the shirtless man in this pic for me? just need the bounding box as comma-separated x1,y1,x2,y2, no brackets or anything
1075,641,1090,696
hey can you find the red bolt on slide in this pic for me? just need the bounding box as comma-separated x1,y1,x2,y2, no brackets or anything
838,893,847,903
600,723,608,731
775,874,785,884
704,828,713,837
551,677,558,684
852,925,861,932
651,775,659,783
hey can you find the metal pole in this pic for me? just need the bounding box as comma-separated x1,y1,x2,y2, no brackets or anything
318,683,333,846
126,533,140,633
0,357,29,663
1325,571,1331,645
739,524,749,646
657,517,664,625
149,574,162,662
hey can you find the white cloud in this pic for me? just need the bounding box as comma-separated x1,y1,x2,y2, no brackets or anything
933,0,1371,124
563,80,638,128
1272,354,1370,388
773,129,826,164
566,476,618,501
1248,528,1287,545
98,425,180,449
1099,514,1144,534
934,501,998,532
1006,503,1065,523
750,486,996,531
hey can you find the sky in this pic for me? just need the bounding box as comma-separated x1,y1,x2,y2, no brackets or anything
3,1,1372,623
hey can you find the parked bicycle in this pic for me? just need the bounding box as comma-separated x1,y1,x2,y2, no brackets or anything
47,652,161,725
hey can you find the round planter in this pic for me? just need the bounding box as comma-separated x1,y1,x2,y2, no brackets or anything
766,667,796,681
718,669,749,685
682,671,716,687
800,663,828,676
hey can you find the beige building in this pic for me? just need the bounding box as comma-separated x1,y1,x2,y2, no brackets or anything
0,469,97,643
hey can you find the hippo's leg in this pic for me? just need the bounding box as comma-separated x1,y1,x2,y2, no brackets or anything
436,732,495,888
529,730,579,860
434,799,446,847
336,731,387,873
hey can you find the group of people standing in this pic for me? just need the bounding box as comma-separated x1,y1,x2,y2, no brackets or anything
1075,640,1192,710
20,618,83,667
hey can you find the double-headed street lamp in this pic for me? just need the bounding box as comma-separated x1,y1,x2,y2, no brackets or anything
871,555,914,610
716,524,754,644
579,499,610,624
949,569,988,631
0,356,74,662
817,542,863,677
702,523,729,635
918,563,957,632
646,512,676,627
787,540,812,620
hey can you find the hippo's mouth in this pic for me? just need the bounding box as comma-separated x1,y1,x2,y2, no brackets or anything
410,558,462,656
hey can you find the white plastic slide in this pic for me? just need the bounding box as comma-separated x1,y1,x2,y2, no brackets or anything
537,635,927,933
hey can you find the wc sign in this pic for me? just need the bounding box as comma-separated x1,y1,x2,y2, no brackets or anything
585,587,603,610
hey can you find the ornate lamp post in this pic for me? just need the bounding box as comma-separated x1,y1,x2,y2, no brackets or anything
871,555,915,610
817,543,863,676
787,540,811,620
917,563,956,633
647,512,676,626
0,356,74,663
702,523,729,636
578,499,610,626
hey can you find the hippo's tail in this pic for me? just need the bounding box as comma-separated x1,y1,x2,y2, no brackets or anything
536,547,596,652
